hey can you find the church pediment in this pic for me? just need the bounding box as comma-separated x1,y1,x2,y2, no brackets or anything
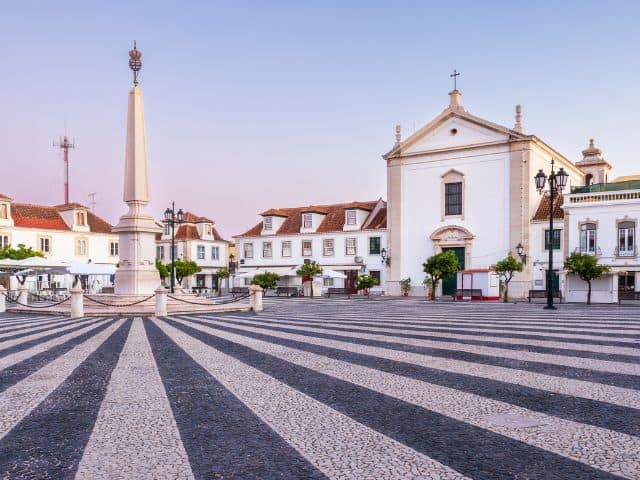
430,225,475,242
401,115,510,155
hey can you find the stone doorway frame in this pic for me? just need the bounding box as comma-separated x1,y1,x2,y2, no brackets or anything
429,225,474,268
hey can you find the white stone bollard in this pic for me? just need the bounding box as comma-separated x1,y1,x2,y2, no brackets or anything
0,285,6,313
249,284,264,312
155,286,168,317
17,285,29,305
312,277,323,297
70,286,84,318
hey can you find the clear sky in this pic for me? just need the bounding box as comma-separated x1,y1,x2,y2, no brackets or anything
1,1,639,238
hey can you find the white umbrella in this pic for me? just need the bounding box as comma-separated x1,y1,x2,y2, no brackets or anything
67,262,116,275
322,268,347,279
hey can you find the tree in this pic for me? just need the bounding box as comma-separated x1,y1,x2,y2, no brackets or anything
493,253,524,303
296,261,323,279
565,252,609,305
251,271,280,290
215,267,230,295
0,244,44,260
422,251,460,301
155,259,170,279
174,260,202,286
357,274,379,295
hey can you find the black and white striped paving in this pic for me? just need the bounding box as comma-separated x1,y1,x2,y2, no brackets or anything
0,299,638,479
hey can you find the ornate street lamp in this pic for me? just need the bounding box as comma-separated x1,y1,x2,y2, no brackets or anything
515,242,527,264
534,159,569,309
162,202,184,293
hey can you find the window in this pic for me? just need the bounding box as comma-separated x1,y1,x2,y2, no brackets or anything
345,237,357,256
164,224,171,235
444,182,463,216
281,241,292,257
346,210,357,226
579,223,597,254
302,239,312,256
0,234,10,248
76,212,86,226
323,238,334,256
0,204,7,219
544,229,561,250
243,242,254,259
263,217,273,231
211,246,220,260
38,236,51,254
618,221,635,256
262,241,272,258
370,270,381,284
156,245,165,260
75,238,88,256
323,277,334,287
110,242,119,256
171,246,178,260
303,213,312,229
369,237,381,255
197,245,205,259
205,224,212,236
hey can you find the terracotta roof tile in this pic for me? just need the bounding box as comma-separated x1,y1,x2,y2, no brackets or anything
238,200,385,237
175,224,201,240
183,211,214,224
56,202,89,211
11,203,71,230
367,207,387,229
0,193,11,201
532,194,564,221
86,211,113,234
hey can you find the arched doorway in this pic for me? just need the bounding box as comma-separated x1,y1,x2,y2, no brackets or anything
430,226,474,296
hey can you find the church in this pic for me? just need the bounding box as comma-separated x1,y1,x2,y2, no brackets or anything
383,84,601,298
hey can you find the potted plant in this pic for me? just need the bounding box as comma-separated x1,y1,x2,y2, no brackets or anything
296,261,323,297
357,274,380,297
400,277,411,296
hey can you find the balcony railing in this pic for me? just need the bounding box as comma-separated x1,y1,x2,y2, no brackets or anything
614,246,637,258
568,189,640,204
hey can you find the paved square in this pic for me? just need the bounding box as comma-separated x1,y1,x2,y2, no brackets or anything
0,299,638,479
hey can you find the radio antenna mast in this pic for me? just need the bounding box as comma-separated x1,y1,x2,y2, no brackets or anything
88,192,97,211
53,135,76,204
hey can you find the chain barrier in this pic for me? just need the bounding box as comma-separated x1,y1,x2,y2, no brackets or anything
167,293,250,306
29,291,70,302
0,290,71,309
83,294,155,307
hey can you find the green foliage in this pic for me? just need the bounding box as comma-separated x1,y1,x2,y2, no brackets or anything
399,277,412,295
492,253,524,302
216,267,230,279
357,274,380,292
251,271,280,289
565,252,610,305
422,251,460,300
155,259,170,279
0,244,45,260
174,260,202,286
296,261,323,278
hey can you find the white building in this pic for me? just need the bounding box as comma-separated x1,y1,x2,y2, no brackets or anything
155,212,230,292
384,89,589,297
563,177,640,303
0,193,119,291
234,199,387,293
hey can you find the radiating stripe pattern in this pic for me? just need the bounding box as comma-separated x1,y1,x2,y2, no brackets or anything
0,298,638,480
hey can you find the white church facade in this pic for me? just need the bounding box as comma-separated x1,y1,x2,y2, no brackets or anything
384,89,588,298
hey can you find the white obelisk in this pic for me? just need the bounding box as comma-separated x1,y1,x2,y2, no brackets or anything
113,42,161,295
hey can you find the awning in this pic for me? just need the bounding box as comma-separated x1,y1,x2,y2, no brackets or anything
236,266,297,277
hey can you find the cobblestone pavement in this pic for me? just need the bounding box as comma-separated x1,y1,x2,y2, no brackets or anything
0,299,638,479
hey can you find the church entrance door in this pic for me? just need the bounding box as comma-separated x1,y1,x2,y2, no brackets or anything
441,247,465,296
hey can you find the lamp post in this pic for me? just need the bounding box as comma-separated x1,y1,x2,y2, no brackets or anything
163,202,184,293
534,159,569,309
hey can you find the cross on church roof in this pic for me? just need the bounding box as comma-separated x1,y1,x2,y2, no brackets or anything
450,69,460,91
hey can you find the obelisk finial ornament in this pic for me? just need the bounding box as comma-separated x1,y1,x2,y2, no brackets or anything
128,41,142,86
